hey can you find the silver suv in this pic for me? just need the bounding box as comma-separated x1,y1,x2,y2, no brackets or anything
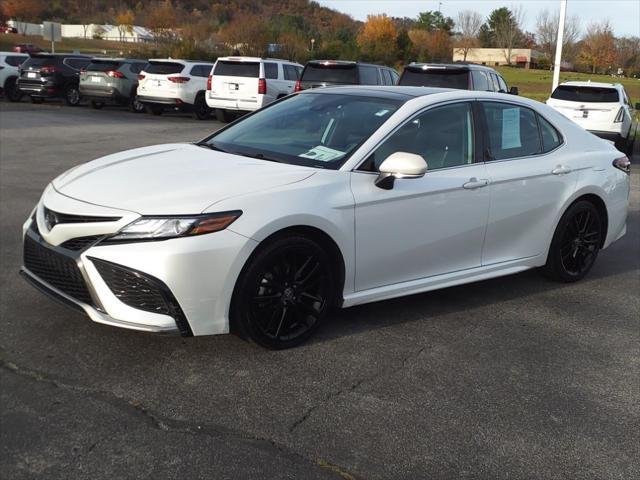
79,58,148,112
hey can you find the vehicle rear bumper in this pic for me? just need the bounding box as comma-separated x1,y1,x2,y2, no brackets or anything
138,95,192,106
80,86,128,102
16,80,60,98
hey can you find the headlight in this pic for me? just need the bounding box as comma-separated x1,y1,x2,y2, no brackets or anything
106,211,242,242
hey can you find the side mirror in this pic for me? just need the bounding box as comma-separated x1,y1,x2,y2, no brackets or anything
375,152,427,190
635,102,640,110
509,86,519,95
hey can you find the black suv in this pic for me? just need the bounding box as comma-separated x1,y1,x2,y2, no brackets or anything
17,53,91,105
295,60,399,91
399,63,518,95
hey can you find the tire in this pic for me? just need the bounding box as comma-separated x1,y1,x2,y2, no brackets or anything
215,108,233,123
64,85,81,106
146,104,163,116
31,96,43,104
192,93,211,120
543,200,602,282
90,100,104,109
231,235,335,349
129,95,145,113
5,78,22,102
624,133,635,157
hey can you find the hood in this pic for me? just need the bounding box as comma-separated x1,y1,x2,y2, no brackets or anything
52,143,316,215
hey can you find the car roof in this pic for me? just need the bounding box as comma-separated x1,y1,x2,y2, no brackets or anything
298,85,453,101
217,56,295,63
29,53,91,58
307,60,393,69
406,62,497,72
89,57,146,63
558,81,621,89
0,51,28,56
148,58,214,65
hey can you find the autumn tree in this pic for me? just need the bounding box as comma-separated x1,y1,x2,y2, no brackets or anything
115,9,135,42
145,0,179,41
578,21,616,73
0,0,43,35
535,8,580,62
454,10,482,61
408,29,451,62
219,15,271,56
614,36,640,76
357,14,398,64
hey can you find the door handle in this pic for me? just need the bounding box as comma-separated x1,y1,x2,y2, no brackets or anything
552,165,572,175
463,177,490,189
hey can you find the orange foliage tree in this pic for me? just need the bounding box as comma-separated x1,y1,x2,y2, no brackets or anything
1,0,43,34
579,21,616,73
357,14,398,64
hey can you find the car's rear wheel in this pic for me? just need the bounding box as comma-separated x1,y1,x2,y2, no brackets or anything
5,78,22,102
232,235,334,349
129,95,145,113
193,93,211,120
90,100,104,109
64,85,81,106
146,104,163,116
544,200,602,282
215,108,233,123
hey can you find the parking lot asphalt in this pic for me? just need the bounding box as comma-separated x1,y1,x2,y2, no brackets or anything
1,100,639,480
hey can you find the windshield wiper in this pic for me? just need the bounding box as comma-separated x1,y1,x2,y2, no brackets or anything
196,142,228,153
237,151,283,163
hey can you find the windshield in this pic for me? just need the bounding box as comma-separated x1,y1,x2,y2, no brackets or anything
204,93,402,169
301,64,358,84
400,68,469,89
551,86,619,103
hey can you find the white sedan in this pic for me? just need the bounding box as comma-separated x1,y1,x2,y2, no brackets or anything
22,87,630,349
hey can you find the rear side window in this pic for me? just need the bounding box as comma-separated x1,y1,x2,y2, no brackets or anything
145,62,184,75
264,62,278,79
399,68,469,89
497,75,508,92
301,63,358,84
381,69,392,85
471,71,489,91
5,55,26,66
21,56,56,68
190,64,212,77
538,115,562,152
551,86,620,103
87,61,122,72
390,70,399,84
64,58,90,70
283,64,300,81
481,102,542,160
213,61,259,78
359,65,379,85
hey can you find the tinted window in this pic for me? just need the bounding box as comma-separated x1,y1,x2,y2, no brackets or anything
482,102,541,160
208,93,401,170
497,75,508,92
551,86,619,103
359,65,378,85
471,71,489,91
381,69,393,86
190,64,212,77
87,60,122,72
21,56,57,68
130,62,147,74
145,61,184,75
399,68,469,89
390,70,399,84
283,64,300,81
538,115,562,152
363,102,475,172
5,55,26,66
264,62,278,79
300,63,358,84
489,73,501,91
65,58,90,70
213,60,259,78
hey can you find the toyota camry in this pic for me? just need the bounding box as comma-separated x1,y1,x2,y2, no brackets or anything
21,87,630,349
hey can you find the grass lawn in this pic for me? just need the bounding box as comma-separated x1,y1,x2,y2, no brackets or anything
0,34,141,58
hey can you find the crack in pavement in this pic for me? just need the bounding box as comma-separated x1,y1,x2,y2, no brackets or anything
0,357,359,480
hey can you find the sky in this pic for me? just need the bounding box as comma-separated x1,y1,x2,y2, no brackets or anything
317,0,640,37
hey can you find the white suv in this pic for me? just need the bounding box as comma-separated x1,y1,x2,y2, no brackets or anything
547,81,638,153
137,59,215,120
0,51,28,101
206,56,303,122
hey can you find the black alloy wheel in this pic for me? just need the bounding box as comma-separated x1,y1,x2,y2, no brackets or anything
544,200,602,282
5,78,22,102
65,85,81,106
129,95,145,113
193,93,211,120
232,235,334,349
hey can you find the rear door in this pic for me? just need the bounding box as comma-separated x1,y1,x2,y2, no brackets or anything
138,61,185,98
81,59,123,90
262,61,280,102
283,64,301,94
209,59,260,109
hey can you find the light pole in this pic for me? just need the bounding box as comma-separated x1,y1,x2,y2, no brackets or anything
551,0,567,93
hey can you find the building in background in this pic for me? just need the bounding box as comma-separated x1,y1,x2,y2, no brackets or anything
453,48,543,69
7,21,153,43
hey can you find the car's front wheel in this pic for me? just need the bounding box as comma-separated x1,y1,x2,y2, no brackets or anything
544,200,602,282
193,93,211,120
129,95,145,113
5,78,22,102
232,235,334,349
65,85,81,106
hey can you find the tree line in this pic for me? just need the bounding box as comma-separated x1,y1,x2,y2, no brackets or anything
1,0,638,75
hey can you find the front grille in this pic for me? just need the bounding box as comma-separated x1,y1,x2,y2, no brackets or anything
23,235,93,305
60,236,102,251
44,207,120,225
90,257,192,336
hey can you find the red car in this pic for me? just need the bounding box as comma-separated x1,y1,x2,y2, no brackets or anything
0,25,18,34
13,44,43,54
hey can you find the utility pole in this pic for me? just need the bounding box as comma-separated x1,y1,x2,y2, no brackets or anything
552,0,567,93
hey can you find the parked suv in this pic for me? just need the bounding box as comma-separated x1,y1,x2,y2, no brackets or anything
137,59,215,119
399,63,518,94
80,58,148,112
295,60,399,92
0,51,27,101
17,53,91,105
546,81,638,154
206,56,303,122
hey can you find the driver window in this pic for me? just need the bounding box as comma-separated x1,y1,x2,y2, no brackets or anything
361,102,474,172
